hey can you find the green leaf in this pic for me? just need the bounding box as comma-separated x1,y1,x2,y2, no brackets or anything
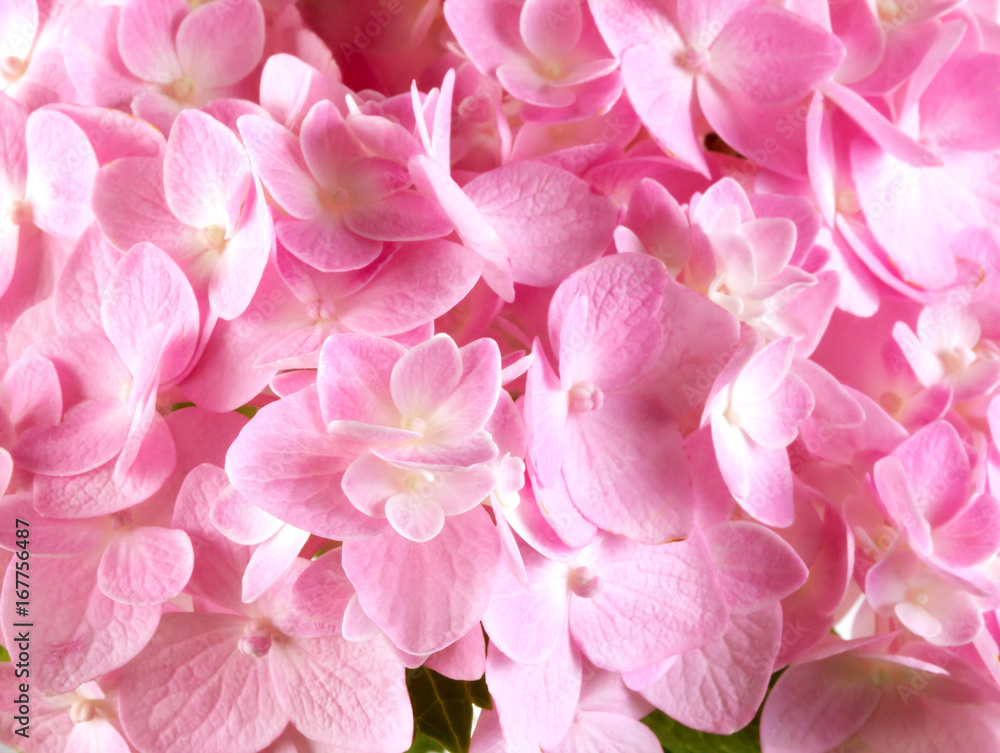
405,731,447,753
235,405,259,419
643,710,762,753
406,667,491,753
169,401,195,412
0,645,9,662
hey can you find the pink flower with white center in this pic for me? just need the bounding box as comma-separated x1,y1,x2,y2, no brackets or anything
319,332,502,468
762,640,1000,753
483,529,729,674
590,0,844,175
631,522,808,735
14,243,197,488
409,70,620,300
0,673,131,753
892,301,1000,402
0,0,77,110
238,100,454,274
93,108,273,321
702,336,815,527
226,333,504,654
871,420,1000,574
65,0,266,133
851,51,1000,292
526,253,724,544
446,0,623,121
0,493,190,693
117,464,413,753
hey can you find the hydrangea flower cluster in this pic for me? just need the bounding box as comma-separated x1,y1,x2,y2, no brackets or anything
1,0,1000,751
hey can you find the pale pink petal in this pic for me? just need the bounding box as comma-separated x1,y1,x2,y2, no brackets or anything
709,522,808,613
342,506,500,654
464,161,618,287
317,333,404,428
164,108,251,229
117,0,186,84
569,531,729,672
101,242,200,384
933,494,1000,569
641,604,782,734
25,109,98,238
98,526,193,605
708,7,844,105
486,633,582,751
343,190,454,242
211,487,283,545
335,240,482,336
243,525,311,603
620,43,706,176
390,334,462,419
225,386,387,540
760,655,880,753
65,718,131,753
119,612,285,753
276,214,382,273
237,115,322,219
424,626,486,682
175,0,264,89
92,156,191,256
12,399,129,476
1,554,160,694
270,634,411,750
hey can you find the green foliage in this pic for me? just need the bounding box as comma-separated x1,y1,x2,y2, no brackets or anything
643,710,762,753
406,667,492,753
235,404,260,419
0,645,9,662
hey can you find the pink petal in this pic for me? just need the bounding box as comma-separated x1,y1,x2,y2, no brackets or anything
558,712,664,753
485,633,582,751
270,634,412,750
343,189,455,242
620,43,706,176
520,0,582,61
290,549,357,632
164,108,252,229
25,108,98,237
550,253,668,389
563,392,693,543
119,612,285,753
891,420,970,527
342,506,500,654
12,399,129,476
708,521,808,613
208,179,272,320
317,333,404,428
101,242,200,384
760,654,880,753
54,225,120,336
709,6,844,105
335,240,482,336
225,386,387,540
464,161,618,287
98,526,194,605
569,530,729,672
642,604,782,735
175,0,264,89
242,525,311,603
237,115,322,218
211,487,284,545
390,334,462,419
92,156,191,256
33,413,177,518
276,214,383,273
424,626,486,682
65,718,131,753
482,544,569,664
933,494,1000,569
117,0,186,84
1,554,160,694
